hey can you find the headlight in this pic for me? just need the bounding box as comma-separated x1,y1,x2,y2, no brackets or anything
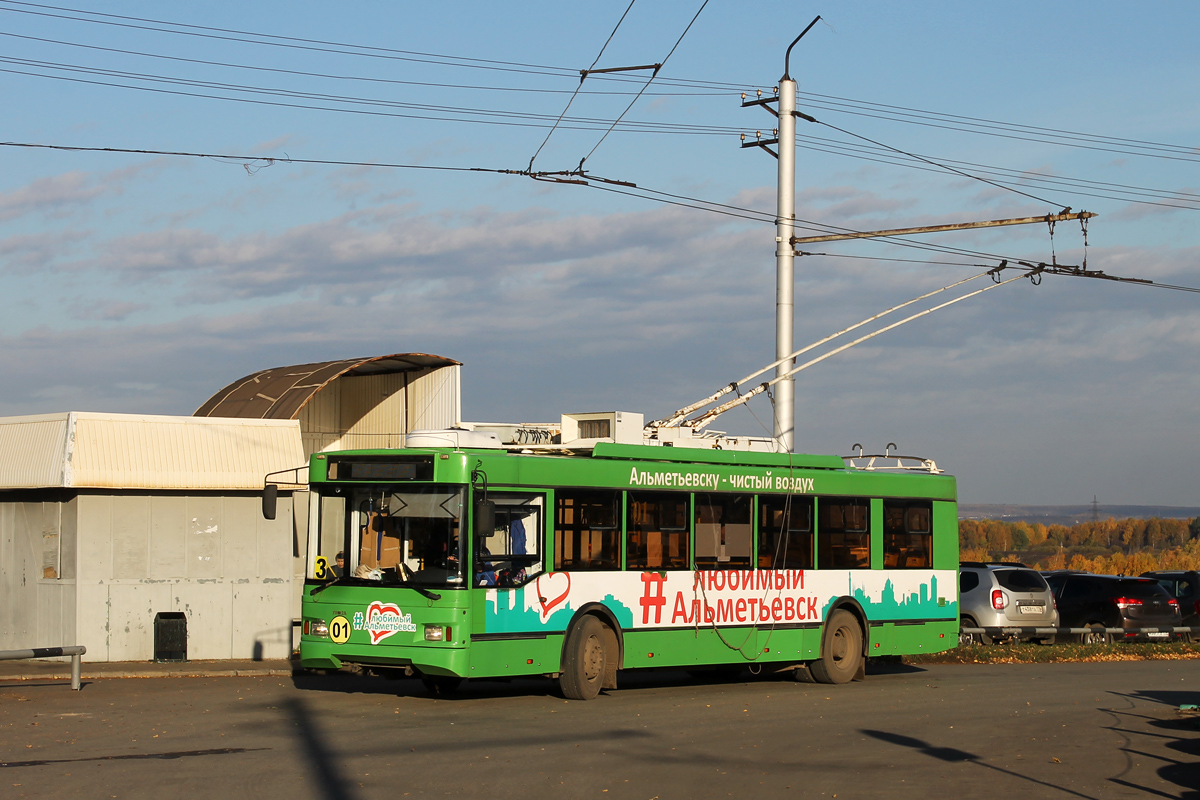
424,625,445,642
304,618,329,638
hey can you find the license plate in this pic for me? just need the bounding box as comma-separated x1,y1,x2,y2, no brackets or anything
1146,632,1169,639
1019,605,1044,615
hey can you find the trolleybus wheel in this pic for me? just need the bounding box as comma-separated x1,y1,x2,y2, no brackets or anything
420,675,463,696
810,609,863,685
560,615,609,701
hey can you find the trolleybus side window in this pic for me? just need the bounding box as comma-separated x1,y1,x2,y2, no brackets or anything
818,497,871,569
882,500,932,568
554,490,620,571
694,494,752,570
626,492,690,570
476,493,543,587
758,495,814,569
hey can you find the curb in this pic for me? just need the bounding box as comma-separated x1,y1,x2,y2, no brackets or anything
0,669,295,680
0,659,296,681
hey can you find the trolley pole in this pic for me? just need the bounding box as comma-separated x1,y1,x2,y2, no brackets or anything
774,72,797,452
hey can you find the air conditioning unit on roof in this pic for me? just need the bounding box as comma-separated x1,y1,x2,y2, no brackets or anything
560,411,643,445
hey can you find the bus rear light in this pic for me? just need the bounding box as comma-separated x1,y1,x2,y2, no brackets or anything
1113,597,1143,609
991,589,1006,610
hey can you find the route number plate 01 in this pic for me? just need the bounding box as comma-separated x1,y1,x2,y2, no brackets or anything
329,615,352,644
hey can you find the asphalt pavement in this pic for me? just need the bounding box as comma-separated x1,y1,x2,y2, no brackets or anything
2,661,1197,799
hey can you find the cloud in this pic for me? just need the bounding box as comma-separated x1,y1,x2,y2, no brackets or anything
70,300,150,322
0,230,92,271
0,161,167,224
87,199,764,305
2,188,1198,505
0,172,102,222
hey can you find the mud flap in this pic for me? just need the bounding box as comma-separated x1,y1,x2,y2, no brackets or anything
601,625,620,690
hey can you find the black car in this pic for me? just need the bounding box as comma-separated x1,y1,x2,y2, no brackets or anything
1140,570,1200,640
1043,573,1182,643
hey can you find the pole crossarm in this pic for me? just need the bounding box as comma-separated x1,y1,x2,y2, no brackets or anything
790,211,1097,246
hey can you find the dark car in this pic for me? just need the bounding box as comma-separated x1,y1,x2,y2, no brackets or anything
1140,570,1200,641
1043,573,1182,643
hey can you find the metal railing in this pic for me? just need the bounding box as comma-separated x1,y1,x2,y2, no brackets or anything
0,646,86,690
962,626,1199,641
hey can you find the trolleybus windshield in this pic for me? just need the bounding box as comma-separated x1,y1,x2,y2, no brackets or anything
317,485,466,588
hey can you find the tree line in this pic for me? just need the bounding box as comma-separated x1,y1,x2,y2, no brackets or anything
958,516,1200,573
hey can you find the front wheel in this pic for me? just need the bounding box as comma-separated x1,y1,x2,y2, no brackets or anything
560,616,609,700
810,609,864,685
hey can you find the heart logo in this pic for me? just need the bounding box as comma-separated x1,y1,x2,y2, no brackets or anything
535,572,572,621
363,601,415,644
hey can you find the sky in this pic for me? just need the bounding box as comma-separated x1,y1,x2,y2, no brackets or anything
1,1,1198,506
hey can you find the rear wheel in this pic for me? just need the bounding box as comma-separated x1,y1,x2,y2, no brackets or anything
810,610,863,685
560,615,609,700
1078,624,1110,645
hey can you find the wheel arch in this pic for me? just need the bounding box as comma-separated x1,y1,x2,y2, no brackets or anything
822,596,869,657
561,602,625,669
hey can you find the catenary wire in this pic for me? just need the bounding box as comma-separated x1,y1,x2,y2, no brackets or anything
812,118,1069,209
5,0,1199,165
0,30,729,96
3,138,1198,295
577,0,709,168
528,0,637,170
4,50,1194,209
0,62,747,135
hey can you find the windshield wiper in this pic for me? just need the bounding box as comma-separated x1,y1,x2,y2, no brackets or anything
309,576,441,600
309,577,345,596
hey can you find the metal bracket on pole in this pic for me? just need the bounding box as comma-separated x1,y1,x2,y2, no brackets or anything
740,132,779,158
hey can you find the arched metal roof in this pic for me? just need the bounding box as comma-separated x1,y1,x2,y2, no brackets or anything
194,353,460,420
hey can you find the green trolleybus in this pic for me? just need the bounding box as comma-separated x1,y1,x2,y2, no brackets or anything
284,440,958,699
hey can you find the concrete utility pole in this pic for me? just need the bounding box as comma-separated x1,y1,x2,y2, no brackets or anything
768,18,821,452
774,67,797,451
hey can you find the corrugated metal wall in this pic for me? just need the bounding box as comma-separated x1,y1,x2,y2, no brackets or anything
298,364,461,455
340,372,407,451
298,382,341,459
408,364,461,434
0,415,69,489
70,415,305,490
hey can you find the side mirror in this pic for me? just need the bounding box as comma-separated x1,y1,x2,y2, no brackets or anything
473,499,496,542
262,484,278,520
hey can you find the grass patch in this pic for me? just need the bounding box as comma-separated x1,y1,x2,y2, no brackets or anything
907,640,1200,665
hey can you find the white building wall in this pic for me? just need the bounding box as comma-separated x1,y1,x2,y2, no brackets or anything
73,492,294,662
0,497,77,654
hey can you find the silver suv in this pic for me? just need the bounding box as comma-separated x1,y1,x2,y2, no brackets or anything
959,562,1059,645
